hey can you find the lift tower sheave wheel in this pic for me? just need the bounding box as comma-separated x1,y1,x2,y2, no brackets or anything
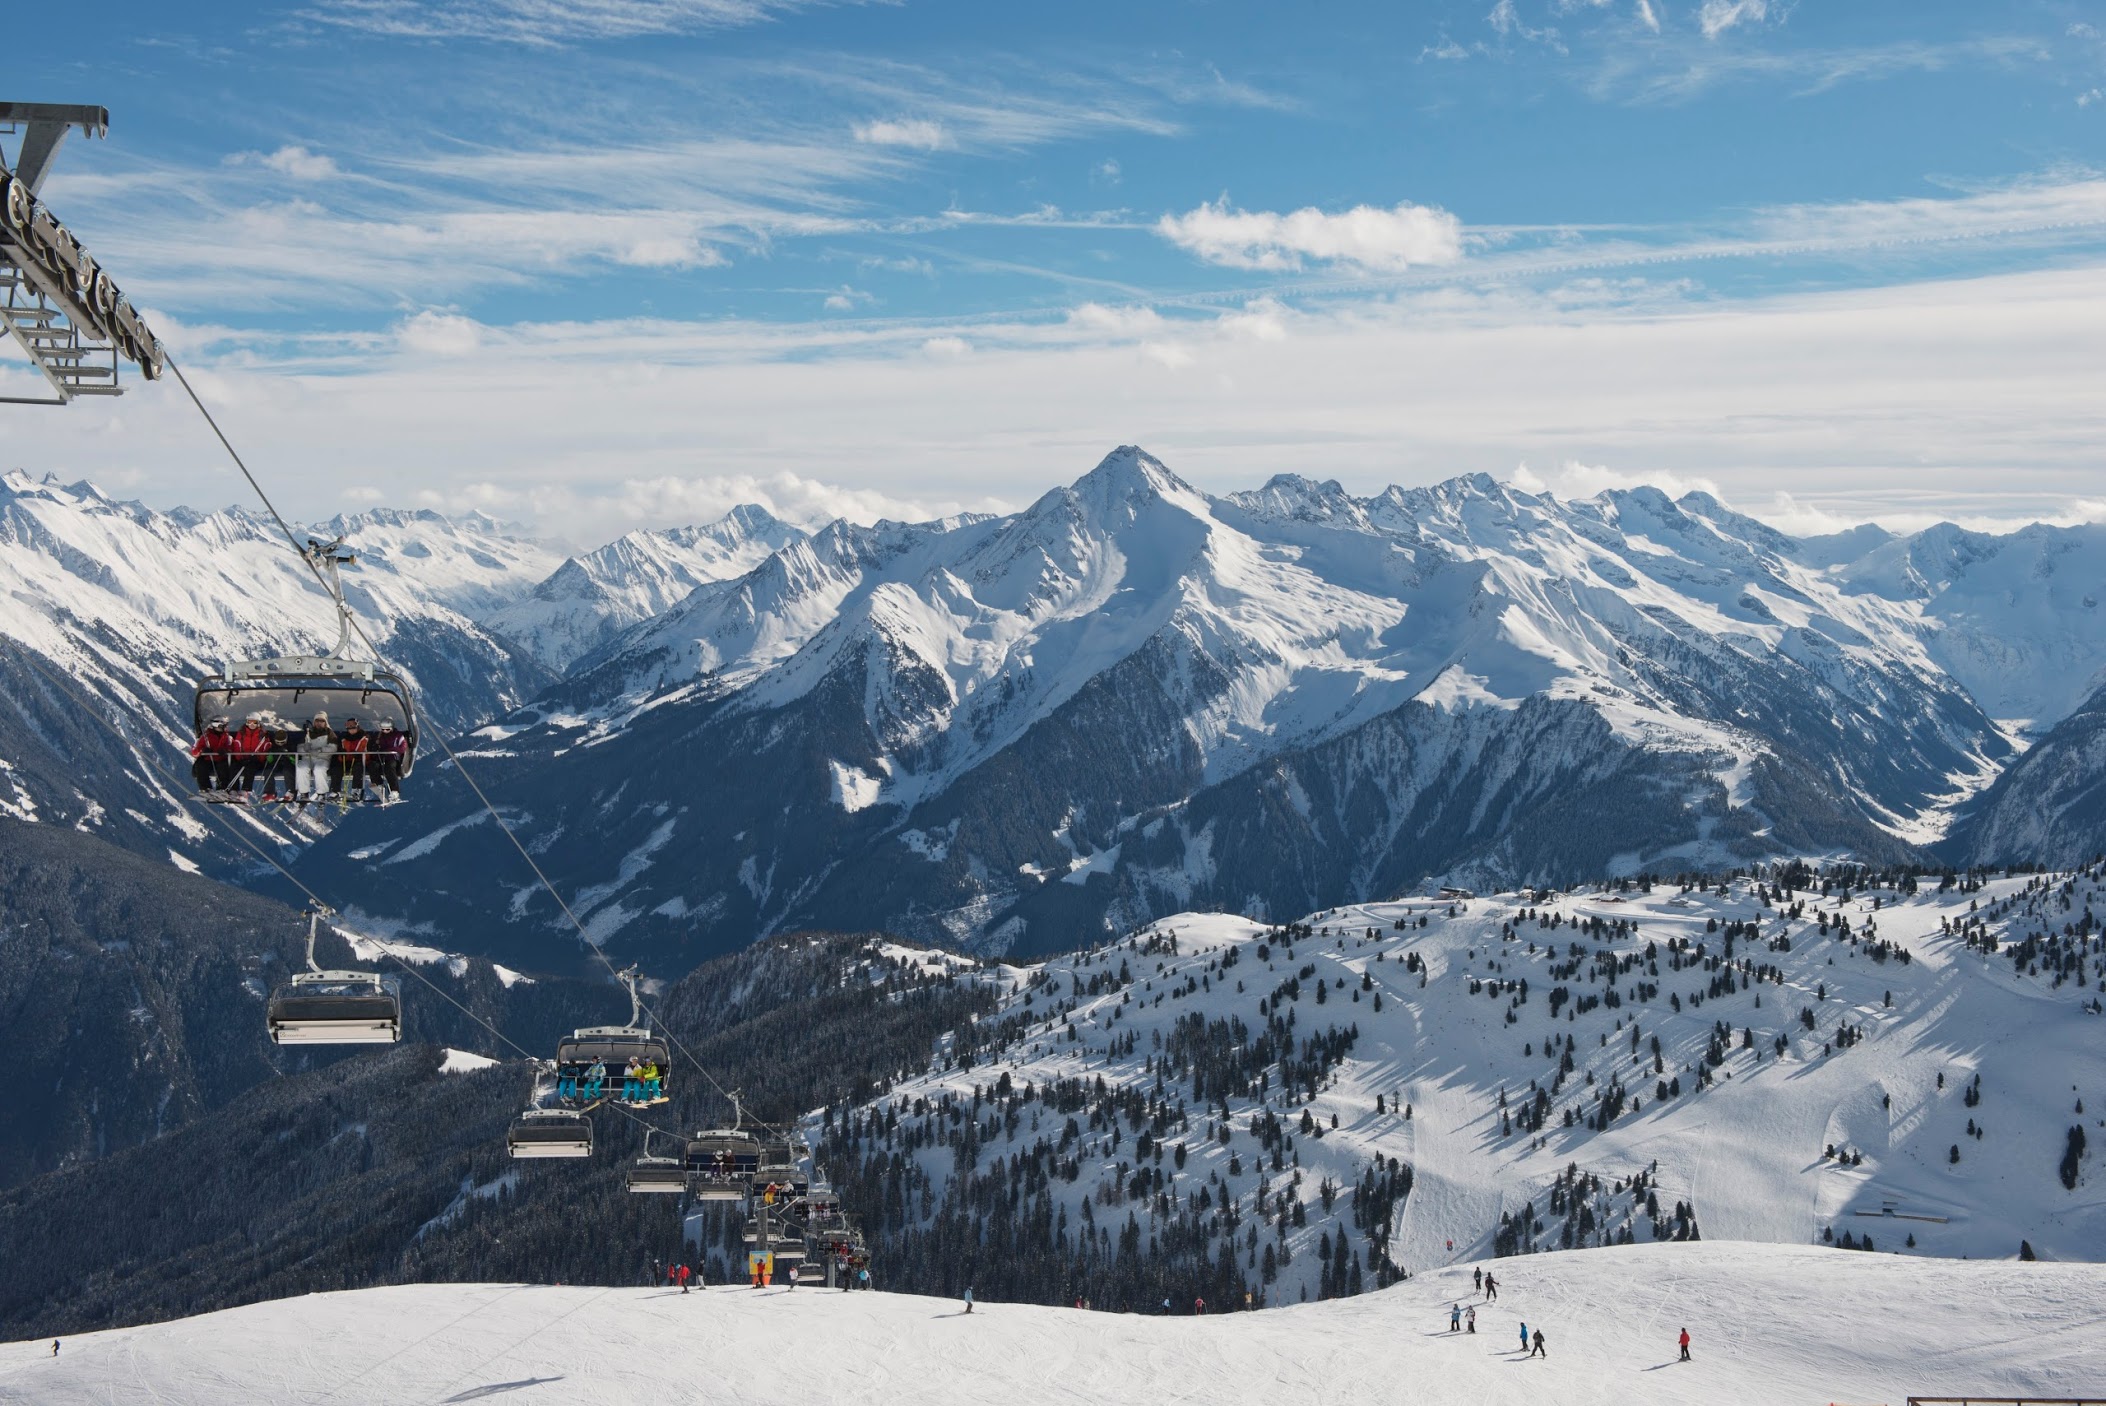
1,100,167,405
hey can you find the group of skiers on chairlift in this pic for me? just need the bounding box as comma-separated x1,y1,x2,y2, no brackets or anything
190,711,410,806
556,1054,663,1104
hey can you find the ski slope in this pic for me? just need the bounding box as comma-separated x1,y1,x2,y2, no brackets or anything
4,1242,2101,1405
838,868,2106,1302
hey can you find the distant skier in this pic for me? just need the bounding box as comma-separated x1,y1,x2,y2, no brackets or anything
1518,1321,1530,1354
678,1264,692,1294
1531,1328,1547,1358
1473,1267,1483,1293
1466,1306,1477,1334
1678,1328,1691,1362
1195,1296,1206,1315
963,1287,974,1315
1161,1296,1172,1315
1483,1272,1499,1301
51,1340,59,1357
1450,1304,1462,1332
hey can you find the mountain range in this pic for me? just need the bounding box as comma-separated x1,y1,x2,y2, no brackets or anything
2,450,2102,965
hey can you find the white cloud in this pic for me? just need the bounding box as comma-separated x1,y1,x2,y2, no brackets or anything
1215,298,1289,341
395,310,483,355
2080,88,2103,108
1065,302,1163,336
1156,196,1465,272
1539,460,1724,501
1094,158,1123,184
1422,38,1472,60
921,335,972,358
228,145,342,180
341,485,386,504
823,286,875,311
1698,0,1769,39
1139,340,1193,369
852,119,953,151
1635,0,1660,33
611,471,967,531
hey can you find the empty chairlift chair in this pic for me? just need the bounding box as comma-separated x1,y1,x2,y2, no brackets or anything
267,906,401,1045
507,1108,594,1159
626,1129,688,1194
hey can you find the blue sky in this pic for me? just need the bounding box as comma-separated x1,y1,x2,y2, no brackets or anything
6,0,2105,542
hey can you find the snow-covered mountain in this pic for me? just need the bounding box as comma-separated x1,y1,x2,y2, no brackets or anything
484,505,808,672
302,447,2105,962
12,1245,2104,1405
0,471,562,858
818,865,2106,1312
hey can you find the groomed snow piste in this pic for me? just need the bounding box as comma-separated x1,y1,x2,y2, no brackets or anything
4,1242,2101,1405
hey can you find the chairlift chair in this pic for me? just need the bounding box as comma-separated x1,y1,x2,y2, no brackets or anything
626,1129,688,1193
192,537,418,799
266,906,401,1045
626,1155,688,1194
772,1236,807,1264
507,1108,594,1159
553,968,670,1107
685,1128,761,1201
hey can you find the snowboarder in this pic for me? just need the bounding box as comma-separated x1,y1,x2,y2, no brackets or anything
678,1264,692,1294
1473,1267,1483,1293
1466,1306,1477,1334
963,1287,974,1314
1678,1328,1691,1362
1450,1304,1462,1332
1531,1328,1547,1358
1518,1322,1530,1354
51,1340,59,1357
1484,1272,1499,1301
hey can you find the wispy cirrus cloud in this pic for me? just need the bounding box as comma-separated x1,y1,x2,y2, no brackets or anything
1696,0,1771,41
1156,197,1464,272
294,0,871,46
852,118,952,150
226,144,342,180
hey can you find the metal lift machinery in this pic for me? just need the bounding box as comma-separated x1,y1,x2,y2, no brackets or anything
0,101,166,404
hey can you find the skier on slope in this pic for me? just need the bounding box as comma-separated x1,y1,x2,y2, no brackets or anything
1518,1321,1530,1354
1531,1328,1547,1358
1466,1306,1476,1334
963,1287,974,1314
1678,1328,1691,1362
1483,1272,1498,1301
1473,1267,1483,1294
1450,1304,1462,1332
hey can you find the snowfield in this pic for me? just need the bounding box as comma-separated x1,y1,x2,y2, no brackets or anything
5,1243,2102,1405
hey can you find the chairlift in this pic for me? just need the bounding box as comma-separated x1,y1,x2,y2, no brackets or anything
686,1126,761,1201
192,537,417,799
266,905,401,1045
553,967,670,1107
626,1129,689,1194
508,1108,594,1159
772,1236,807,1264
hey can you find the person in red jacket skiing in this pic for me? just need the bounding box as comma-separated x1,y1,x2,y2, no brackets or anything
227,714,271,799
335,717,372,802
1678,1328,1691,1362
190,716,234,794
